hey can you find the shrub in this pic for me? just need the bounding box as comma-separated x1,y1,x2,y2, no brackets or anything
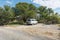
18,20,24,25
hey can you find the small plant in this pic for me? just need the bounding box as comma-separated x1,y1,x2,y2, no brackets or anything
44,32,53,36
57,33,60,40
18,20,24,25
58,24,60,27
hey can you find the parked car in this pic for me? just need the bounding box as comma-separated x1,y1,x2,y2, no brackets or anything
26,19,38,25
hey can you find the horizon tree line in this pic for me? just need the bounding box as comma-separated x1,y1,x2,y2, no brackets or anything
0,2,60,25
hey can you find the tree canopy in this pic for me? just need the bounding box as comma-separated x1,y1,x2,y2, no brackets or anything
15,2,37,21
0,2,60,25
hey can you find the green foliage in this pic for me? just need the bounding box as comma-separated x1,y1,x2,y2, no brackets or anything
38,6,60,24
16,2,37,21
0,5,15,25
0,2,60,25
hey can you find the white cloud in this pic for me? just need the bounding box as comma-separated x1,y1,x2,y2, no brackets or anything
31,0,60,9
6,0,12,4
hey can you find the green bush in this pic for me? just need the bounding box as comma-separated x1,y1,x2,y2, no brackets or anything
18,20,24,25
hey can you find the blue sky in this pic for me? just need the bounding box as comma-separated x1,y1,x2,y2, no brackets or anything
0,0,60,14
0,0,36,7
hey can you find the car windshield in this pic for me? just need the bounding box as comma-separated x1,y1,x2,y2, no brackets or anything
27,19,36,21
28,19,30,21
31,19,36,21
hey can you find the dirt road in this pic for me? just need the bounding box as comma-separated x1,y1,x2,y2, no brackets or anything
0,27,55,40
0,24,60,40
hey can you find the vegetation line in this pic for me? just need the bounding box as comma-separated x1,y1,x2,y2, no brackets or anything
0,2,60,25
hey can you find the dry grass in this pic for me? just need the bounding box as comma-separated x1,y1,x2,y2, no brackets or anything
3,24,60,40
44,32,53,36
19,27,59,40
56,24,60,27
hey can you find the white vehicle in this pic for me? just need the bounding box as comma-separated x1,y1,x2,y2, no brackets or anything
26,19,38,25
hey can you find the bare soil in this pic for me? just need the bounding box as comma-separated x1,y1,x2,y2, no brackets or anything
0,23,60,40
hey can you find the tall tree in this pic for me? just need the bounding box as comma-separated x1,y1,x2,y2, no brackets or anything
16,2,37,21
0,5,15,25
38,6,55,23
38,6,47,19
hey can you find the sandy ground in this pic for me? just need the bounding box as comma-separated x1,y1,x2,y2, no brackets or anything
0,27,55,40
0,23,60,40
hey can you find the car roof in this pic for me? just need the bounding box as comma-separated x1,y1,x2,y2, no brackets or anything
27,19,36,20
